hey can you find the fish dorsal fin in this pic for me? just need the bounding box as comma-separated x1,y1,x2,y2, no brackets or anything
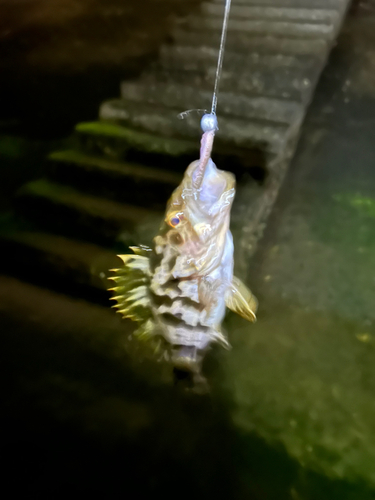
225,276,258,322
129,245,152,257
109,250,152,325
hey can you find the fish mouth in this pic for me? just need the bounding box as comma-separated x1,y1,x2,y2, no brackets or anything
193,159,228,212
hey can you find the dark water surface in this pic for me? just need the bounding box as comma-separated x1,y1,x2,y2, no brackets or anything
1,1,375,498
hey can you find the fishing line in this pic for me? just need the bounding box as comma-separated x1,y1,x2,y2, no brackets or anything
211,0,232,116
179,0,232,128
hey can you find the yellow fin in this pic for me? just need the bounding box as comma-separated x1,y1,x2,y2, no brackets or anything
213,328,231,349
117,254,135,264
225,276,258,322
129,245,152,256
109,251,152,324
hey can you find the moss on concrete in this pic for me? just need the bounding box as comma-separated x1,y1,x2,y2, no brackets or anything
75,121,197,157
225,302,375,493
334,193,375,220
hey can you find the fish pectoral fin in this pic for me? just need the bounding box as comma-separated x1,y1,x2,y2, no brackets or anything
225,276,258,322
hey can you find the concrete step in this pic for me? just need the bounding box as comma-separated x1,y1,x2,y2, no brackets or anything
155,45,322,102
0,228,119,301
99,99,290,155
201,2,341,24
48,150,181,210
15,179,162,247
159,43,321,71
120,80,304,126
172,29,328,56
76,120,270,174
75,121,199,168
183,15,336,40
146,67,316,106
208,0,347,9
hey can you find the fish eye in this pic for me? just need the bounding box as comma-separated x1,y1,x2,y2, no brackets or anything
167,212,183,228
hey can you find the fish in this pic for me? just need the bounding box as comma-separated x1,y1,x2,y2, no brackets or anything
109,120,258,386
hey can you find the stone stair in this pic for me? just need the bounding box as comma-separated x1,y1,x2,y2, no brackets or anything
1,0,351,301
0,229,119,302
48,150,182,209
16,179,163,245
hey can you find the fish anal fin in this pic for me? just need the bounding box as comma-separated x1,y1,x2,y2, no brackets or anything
214,328,231,349
225,276,258,323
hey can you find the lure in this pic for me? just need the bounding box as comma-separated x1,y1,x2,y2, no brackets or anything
109,0,258,384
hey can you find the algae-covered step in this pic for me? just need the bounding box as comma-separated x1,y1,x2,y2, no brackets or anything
48,150,182,210
0,229,119,300
75,121,269,173
15,179,162,247
99,99,291,155
75,121,199,166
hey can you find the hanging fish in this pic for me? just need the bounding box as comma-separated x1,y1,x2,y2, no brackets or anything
109,114,257,384
109,0,257,386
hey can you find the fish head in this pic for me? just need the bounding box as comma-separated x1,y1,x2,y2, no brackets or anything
155,158,236,278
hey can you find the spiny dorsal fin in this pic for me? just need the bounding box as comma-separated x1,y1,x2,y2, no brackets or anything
117,253,151,273
109,249,152,325
225,276,258,322
129,245,153,257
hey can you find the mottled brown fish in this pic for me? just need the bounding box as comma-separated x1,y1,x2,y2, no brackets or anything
109,116,257,385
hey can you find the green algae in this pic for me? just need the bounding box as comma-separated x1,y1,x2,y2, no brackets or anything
226,301,375,494
333,193,375,219
76,121,196,157
303,191,375,250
